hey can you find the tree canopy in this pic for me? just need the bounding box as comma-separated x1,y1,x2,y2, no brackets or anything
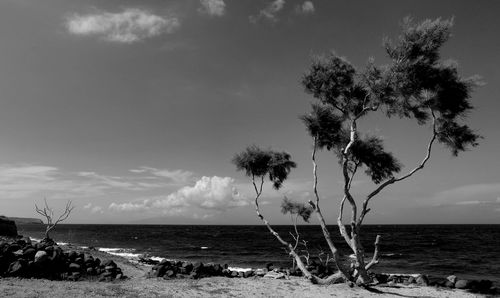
232,145,297,189
301,17,481,185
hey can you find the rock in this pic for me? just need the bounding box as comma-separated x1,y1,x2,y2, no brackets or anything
445,280,455,288
7,260,26,276
230,271,239,278
254,268,267,277
68,251,77,261
103,260,117,270
0,216,17,237
416,274,429,286
265,262,274,271
181,262,193,274
446,275,457,284
407,276,416,284
68,263,81,272
243,270,253,278
263,271,285,279
471,280,493,294
455,279,472,289
68,272,81,281
34,250,48,264
22,247,36,259
165,270,176,278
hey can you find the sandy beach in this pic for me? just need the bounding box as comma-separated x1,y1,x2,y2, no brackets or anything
0,246,483,298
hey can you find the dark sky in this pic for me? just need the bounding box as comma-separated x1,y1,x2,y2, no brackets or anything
0,0,499,224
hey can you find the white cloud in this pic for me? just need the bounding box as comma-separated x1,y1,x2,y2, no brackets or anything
455,200,482,205
0,164,195,200
249,0,285,23
199,0,226,17
129,167,193,184
109,176,248,218
66,8,180,43
83,203,104,214
296,1,315,14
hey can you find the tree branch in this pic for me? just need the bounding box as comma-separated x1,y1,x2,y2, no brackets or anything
365,235,381,270
358,110,438,226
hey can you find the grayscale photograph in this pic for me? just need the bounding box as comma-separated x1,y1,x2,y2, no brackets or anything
0,0,498,297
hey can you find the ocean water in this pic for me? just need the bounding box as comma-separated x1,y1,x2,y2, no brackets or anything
17,224,500,285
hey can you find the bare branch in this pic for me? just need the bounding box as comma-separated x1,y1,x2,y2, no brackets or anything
358,110,438,226
365,235,381,270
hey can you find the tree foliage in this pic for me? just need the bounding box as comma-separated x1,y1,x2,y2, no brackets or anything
281,197,313,222
232,145,296,189
301,17,481,184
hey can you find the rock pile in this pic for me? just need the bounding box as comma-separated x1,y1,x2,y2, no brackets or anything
0,237,125,282
373,273,498,295
146,260,261,280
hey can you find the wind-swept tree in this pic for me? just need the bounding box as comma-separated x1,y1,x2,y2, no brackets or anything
233,17,481,286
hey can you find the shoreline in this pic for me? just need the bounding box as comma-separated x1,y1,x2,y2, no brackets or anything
0,239,488,297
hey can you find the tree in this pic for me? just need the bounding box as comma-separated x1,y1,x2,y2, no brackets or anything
35,198,74,241
233,18,481,286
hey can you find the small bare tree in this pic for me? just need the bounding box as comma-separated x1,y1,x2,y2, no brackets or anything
35,199,74,241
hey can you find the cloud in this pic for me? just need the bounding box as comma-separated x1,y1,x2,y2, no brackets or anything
129,167,193,184
109,176,248,218
431,183,500,205
295,1,315,14
199,0,226,17
249,0,285,23
0,163,194,200
66,8,180,43
83,203,104,214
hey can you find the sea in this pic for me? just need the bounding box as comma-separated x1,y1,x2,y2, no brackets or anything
16,224,500,285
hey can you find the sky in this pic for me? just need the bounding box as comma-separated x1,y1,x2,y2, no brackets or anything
0,0,499,224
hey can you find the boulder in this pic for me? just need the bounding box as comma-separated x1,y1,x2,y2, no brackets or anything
455,279,472,289
446,275,457,284
34,250,48,264
7,260,26,276
23,247,37,260
416,274,429,286
0,216,17,237
68,263,81,272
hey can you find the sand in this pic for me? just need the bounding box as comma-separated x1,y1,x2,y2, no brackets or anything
0,246,484,298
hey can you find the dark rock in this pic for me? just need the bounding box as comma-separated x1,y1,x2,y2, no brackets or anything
243,270,253,278
7,260,26,276
470,280,493,294
103,260,117,269
416,274,429,286
428,276,448,287
0,216,17,237
455,279,472,289
445,280,455,288
407,276,416,284
165,270,176,278
22,247,36,259
68,251,77,261
230,270,239,278
68,263,81,272
68,272,81,281
265,262,274,271
192,261,204,273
